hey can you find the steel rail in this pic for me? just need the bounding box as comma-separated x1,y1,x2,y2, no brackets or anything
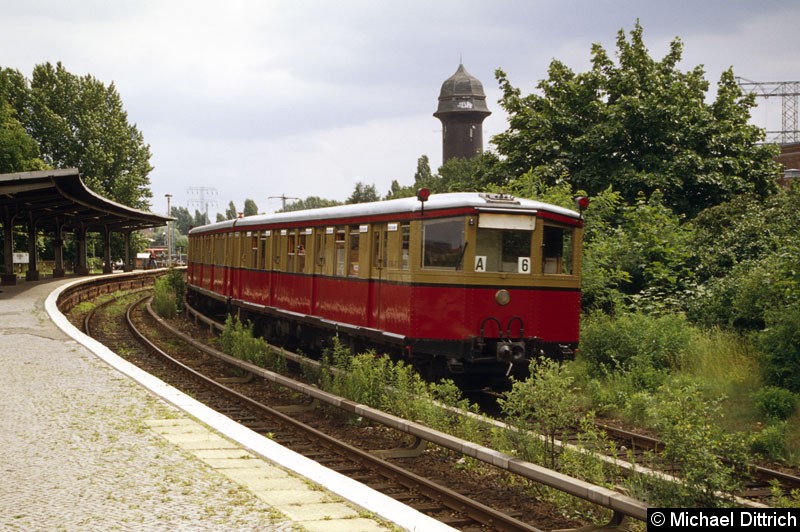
162,299,649,522
130,296,542,532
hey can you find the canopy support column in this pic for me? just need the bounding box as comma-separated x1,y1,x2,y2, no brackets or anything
53,219,65,278
75,225,89,276
25,212,39,281
123,231,133,272
1,208,15,285
102,226,113,274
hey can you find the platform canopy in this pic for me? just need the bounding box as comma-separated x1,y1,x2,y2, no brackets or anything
0,168,170,232
1,168,173,284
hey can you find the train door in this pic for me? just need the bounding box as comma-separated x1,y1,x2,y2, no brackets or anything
227,232,239,298
257,230,270,306
310,228,326,315
368,224,388,328
269,230,280,306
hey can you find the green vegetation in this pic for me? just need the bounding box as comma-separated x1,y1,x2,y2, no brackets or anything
217,315,286,374
28,18,797,510
209,20,800,509
152,269,186,319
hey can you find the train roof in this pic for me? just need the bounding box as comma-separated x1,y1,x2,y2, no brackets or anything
189,192,582,235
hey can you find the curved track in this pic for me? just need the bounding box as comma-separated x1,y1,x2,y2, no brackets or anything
69,273,800,523
82,290,561,531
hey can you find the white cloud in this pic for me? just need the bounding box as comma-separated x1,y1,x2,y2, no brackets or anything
1,0,799,220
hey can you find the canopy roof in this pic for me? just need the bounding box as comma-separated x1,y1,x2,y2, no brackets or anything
0,169,171,232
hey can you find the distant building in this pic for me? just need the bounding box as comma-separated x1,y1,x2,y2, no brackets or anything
776,142,800,187
434,63,491,163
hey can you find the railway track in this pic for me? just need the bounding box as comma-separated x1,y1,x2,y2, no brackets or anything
63,273,800,524
79,288,571,531
186,304,800,507
594,422,800,500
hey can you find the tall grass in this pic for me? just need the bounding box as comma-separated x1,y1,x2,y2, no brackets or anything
578,311,800,472
151,268,186,319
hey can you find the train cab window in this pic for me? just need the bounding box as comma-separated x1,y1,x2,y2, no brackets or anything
422,217,466,270
475,229,532,273
542,225,574,274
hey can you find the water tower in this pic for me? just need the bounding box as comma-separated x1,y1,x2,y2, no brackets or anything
434,63,491,162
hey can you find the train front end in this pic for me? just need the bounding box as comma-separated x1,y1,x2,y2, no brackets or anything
406,193,584,384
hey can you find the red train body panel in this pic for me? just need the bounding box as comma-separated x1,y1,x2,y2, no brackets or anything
187,192,584,382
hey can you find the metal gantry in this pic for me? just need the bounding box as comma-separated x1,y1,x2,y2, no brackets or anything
737,78,800,144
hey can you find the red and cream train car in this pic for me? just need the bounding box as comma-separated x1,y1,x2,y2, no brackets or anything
187,192,584,385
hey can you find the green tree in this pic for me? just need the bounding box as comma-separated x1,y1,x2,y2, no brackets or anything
384,179,415,200
193,209,209,227
1,68,45,172
346,181,380,204
412,155,434,189
26,62,153,209
493,21,779,217
243,198,259,216
278,196,342,213
0,67,29,118
224,200,237,220
687,186,800,330
171,206,193,235
0,102,44,172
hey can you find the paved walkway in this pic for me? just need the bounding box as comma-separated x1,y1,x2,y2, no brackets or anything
0,276,449,531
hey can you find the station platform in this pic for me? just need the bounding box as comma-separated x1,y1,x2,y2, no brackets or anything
0,276,452,531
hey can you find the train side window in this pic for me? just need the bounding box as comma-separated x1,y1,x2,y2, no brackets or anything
542,225,574,274
372,224,388,270
422,217,466,270
272,231,281,269
314,231,326,273
348,225,360,277
297,230,307,273
335,227,346,276
285,230,301,272
214,234,224,265
400,223,410,270
258,232,269,270
475,229,532,273
250,233,258,269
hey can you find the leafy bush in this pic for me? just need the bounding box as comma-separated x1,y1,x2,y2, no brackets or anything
218,315,268,367
151,269,186,319
631,383,749,507
152,276,177,319
580,312,692,375
759,303,800,393
498,358,581,468
163,267,186,312
753,386,798,421
318,339,484,442
750,422,788,461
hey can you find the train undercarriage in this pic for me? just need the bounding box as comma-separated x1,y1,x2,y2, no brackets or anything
187,285,575,389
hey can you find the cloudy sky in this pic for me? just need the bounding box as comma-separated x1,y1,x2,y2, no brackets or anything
2,1,799,217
